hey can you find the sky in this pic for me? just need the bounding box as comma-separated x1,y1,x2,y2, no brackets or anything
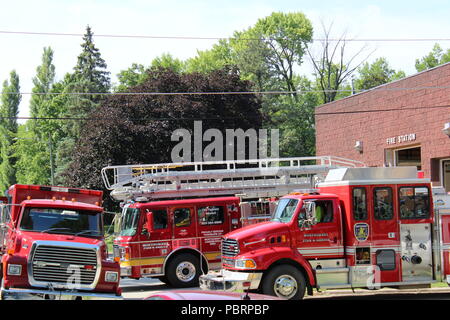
1,0,450,119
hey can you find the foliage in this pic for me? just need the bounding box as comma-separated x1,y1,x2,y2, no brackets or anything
0,71,21,192
16,47,56,185
272,77,319,157
63,67,263,209
415,43,450,72
151,53,186,73
233,12,313,98
354,57,405,91
73,26,111,97
115,63,147,92
185,40,233,74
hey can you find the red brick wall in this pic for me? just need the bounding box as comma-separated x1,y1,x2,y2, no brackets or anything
315,62,450,182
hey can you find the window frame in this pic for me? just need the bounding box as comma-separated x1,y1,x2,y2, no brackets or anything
198,205,225,226
398,186,431,220
314,199,334,224
373,187,394,221
375,249,396,271
352,187,368,221
152,208,169,230
173,207,192,228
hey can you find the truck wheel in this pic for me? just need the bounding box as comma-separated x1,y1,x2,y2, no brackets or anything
0,279,6,300
262,265,306,300
166,253,201,288
157,276,168,284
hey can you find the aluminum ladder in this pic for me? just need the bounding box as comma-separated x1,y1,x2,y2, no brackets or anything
101,156,365,201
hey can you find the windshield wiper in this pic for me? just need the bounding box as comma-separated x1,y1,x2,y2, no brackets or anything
40,227,72,234
75,230,102,236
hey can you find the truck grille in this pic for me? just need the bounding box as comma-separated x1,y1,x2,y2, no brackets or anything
221,238,239,257
31,245,98,285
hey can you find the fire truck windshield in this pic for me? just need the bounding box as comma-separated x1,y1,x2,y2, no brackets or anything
271,198,299,223
19,207,102,236
120,207,140,236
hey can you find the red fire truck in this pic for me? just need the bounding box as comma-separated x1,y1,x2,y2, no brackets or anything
102,156,363,287
199,166,450,299
0,184,122,300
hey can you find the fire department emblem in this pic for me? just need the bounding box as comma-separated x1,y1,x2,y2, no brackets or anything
354,223,369,241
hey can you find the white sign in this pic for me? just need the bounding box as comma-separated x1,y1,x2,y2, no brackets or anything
386,133,416,145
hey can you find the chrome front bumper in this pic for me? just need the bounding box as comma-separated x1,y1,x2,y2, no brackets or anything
199,269,263,292
1,287,123,300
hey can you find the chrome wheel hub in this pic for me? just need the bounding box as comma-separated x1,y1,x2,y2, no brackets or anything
274,274,298,299
176,261,196,282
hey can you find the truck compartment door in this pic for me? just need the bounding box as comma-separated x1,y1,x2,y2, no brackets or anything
400,223,433,282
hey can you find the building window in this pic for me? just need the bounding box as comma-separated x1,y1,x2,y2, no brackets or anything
444,160,450,193
385,146,422,171
395,147,421,170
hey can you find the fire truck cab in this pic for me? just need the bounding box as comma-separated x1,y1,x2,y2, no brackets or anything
200,166,450,299
102,156,365,288
0,185,121,300
114,197,243,287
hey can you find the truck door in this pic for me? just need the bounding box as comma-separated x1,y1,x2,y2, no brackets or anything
171,206,198,250
296,198,344,260
370,186,401,283
197,203,228,267
137,206,172,276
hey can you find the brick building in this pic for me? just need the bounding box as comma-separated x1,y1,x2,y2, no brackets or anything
315,62,450,192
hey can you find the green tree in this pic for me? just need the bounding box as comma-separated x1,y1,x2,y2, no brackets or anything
0,71,21,192
151,53,186,73
185,39,233,73
55,26,111,185
63,67,263,209
274,76,318,157
354,57,405,91
65,25,110,138
233,12,313,99
115,63,147,92
415,43,450,72
73,26,110,97
16,47,58,185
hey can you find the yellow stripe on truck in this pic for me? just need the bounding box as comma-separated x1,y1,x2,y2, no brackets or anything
120,257,165,267
120,252,221,267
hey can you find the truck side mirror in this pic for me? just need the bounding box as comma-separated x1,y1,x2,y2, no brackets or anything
305,202,316,221
299,201,316,228
142,211,153,237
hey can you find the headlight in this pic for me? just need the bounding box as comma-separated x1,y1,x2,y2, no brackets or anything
7,264,22,276
235,259,256,269
105,271,119,283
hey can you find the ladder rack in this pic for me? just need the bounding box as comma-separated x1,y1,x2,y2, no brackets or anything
101,156,365,201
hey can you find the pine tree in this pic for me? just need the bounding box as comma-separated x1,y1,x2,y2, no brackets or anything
73,25,110,100
66,25,111,137
56,26,111,185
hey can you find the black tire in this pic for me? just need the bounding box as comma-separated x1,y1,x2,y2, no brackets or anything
261,265,306,300
166,253,201,288
0,278,6,300
157,276,168,284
